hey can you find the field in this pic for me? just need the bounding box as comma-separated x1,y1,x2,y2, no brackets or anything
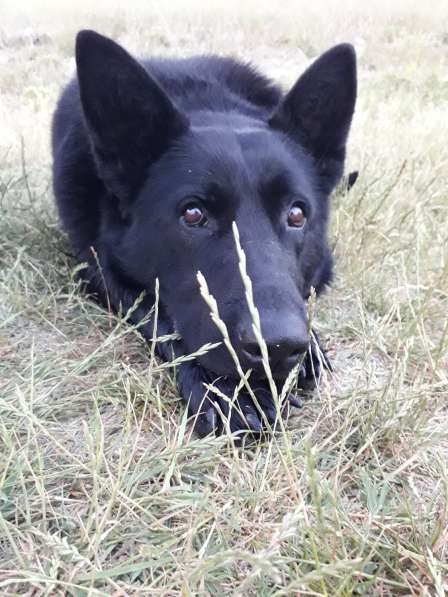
1,1,448,594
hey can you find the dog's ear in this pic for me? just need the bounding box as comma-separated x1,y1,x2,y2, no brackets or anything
269,44,356,194
76,30,188,208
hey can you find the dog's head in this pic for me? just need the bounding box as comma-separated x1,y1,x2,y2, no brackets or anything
75,31,357,380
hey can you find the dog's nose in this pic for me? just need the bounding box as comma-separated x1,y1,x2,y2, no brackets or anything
239,324,309,375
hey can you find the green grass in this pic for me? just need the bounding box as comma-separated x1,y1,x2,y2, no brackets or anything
1,1,448,594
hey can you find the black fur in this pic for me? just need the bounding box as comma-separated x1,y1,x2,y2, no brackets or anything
52,31,357,436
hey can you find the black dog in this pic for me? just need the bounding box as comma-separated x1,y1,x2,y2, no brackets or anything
52,31,357,436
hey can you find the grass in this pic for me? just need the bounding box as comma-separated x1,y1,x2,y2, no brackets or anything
1,0,448,594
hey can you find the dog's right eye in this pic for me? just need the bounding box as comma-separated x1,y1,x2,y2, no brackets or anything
287,204,307,229
182,204,207,227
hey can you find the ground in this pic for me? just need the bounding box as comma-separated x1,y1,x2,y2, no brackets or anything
1,1,448,595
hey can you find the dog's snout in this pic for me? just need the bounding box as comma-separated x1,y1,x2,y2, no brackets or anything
238,321,309,375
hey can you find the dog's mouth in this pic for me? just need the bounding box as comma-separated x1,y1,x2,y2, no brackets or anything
198,351,305,385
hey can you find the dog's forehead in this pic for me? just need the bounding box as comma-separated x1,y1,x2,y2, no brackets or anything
186,119,314,197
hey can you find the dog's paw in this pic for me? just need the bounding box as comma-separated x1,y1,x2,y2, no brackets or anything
177,363,305,437
190,375,268,437
297,331,332,391
175,363,217,437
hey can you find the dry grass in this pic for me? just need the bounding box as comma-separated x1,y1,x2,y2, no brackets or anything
1,0,448,594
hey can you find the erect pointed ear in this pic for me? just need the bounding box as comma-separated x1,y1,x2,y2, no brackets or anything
76,30,189,207
269,44,357,193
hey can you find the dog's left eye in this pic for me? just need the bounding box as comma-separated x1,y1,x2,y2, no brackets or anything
182,204,207,227
287,204,306,228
